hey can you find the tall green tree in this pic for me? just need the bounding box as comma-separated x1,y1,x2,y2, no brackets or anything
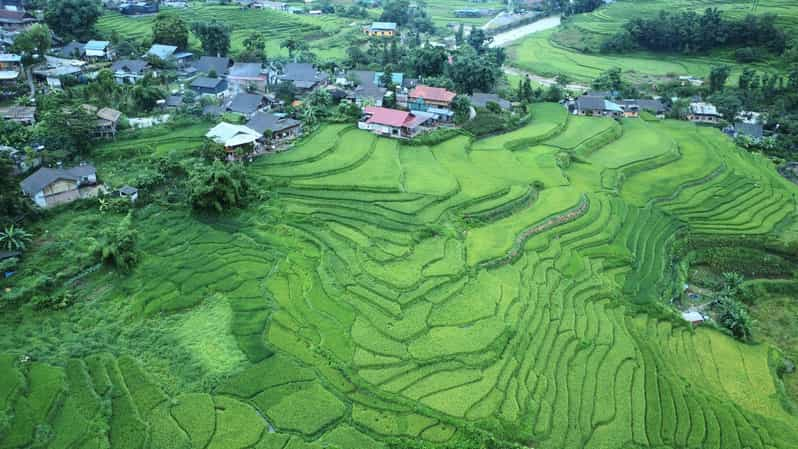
44,0,101,41
239,32,267,62
192,21,231,57
281,37,308,60
188,161,249,213
12,24,51,66
152,13,189,49
709,65,731,92
94,212,138,272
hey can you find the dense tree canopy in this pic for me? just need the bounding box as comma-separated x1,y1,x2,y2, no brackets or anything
192,21,231,57
44,0,102,41
152,13,189,50
11,24,51,66
602,9,786,55
188,161,249,213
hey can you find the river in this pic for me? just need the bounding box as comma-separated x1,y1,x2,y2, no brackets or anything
490,14,589,92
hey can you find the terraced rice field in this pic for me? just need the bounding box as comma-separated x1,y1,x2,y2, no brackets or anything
2,103,798,448
508,0,798,82
96,3,356,60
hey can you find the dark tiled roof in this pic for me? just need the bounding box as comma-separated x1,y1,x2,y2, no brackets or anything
20,165,96,196
228,93,263,114
246,111,300,134
229,63,264,78
576,96,606,111
112,59,149,74
166,95,183,107
191,76,224,89
637,99,666,113
282,63,327,83
59,41,85,58
468,92,510,110
194,56,230,75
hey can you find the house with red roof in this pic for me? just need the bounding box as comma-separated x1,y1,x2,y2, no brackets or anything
358,106,433,139
406,85,457,121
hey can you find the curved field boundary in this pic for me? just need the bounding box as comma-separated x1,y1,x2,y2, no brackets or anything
647,163,727,207
463,185,539,225
571,121,624,159
505,115,569,151
479,194,589,269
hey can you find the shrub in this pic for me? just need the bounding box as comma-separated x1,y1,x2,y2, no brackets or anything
93,212,138,272
463,112,507,137
715,296,754,342
187,161,249,213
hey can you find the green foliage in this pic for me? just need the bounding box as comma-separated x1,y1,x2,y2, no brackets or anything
152,13,189,50
188,161,250,213
0,225,32,251
11,24,51,66
715,296,754,341
44,0,101,41
93,212,138,272
192,21,232,57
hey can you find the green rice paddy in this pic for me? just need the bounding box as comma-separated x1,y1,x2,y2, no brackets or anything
96,3,357,60
2,103,798,448
508,0,798,82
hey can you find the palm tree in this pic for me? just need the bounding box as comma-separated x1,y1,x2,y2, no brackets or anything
0,225,32,251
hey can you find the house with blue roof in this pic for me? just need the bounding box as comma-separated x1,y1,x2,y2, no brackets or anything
573,95,623,118
84,40,114,61
365,22,397,37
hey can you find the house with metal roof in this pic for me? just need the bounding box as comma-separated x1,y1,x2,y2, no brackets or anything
374,71,403,87
688,102,722,124
84,40,114,61
190,76,228,95
364,21,397,37
20,164,97,208
146,44,177,61
0,53,21,84
206,122,263,159
358,106,433,139
0,9,37,31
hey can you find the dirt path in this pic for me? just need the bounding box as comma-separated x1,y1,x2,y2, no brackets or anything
503,66,588,92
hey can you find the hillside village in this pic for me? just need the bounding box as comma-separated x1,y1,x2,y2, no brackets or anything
2,1,798,448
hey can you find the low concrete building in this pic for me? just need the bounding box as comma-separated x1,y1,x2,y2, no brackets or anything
20,164,98,208
620,99,667,118
84,40,114,61
688,102,722,124
364,21,397,37
0,53,21,85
